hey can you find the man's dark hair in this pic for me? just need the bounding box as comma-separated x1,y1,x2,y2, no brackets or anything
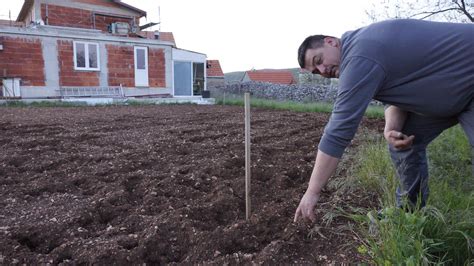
297,35,333,68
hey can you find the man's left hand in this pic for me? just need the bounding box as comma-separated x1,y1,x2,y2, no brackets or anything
384,130,415,150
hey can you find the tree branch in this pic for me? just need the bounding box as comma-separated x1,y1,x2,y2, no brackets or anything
460,9,474,22
409,7,463,20
455,0,465,10
366,0,474,24
457,0,474,22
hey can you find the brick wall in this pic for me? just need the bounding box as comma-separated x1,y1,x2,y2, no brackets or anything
0,37,45,86
43,4,93,29
107,45,166,88
57,40,99,86
107,44,134,87
41,4,138,32
148,48,166,87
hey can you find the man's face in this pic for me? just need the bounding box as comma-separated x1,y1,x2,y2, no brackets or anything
303,37,341,78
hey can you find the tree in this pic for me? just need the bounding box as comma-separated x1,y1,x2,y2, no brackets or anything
366,0,473,23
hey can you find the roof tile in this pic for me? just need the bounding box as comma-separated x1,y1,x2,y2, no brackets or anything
206,60,224,77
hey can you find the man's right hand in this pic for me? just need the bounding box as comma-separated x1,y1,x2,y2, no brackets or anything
384,130,415,150
294,190,321,223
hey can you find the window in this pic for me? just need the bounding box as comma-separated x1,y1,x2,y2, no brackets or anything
73,41,100,71
136,48,146,69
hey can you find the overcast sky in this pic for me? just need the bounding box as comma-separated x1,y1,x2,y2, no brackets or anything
1,0,374,73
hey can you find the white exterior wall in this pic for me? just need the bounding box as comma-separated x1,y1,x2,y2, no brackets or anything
172,48,207,96
172,48,207,62
99,43,108,87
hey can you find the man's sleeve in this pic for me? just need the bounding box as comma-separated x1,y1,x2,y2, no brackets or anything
318,56,386,158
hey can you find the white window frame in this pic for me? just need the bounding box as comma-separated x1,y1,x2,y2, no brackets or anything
73,41,100,71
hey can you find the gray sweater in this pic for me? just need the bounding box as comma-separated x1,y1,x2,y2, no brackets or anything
319,19,474,158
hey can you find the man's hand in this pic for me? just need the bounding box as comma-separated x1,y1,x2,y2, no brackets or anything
384,130,415,150
294,190,320,223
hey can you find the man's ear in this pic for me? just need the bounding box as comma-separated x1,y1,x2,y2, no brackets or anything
324,37,339,47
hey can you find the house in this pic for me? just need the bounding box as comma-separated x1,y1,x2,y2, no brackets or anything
206,60,224,88
0,0,210,99
241,69,296,85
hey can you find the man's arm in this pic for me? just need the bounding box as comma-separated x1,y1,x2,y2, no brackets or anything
294,57,387,223
384,105,414,149
294,149,339,222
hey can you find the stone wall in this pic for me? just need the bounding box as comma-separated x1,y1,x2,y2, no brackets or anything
207,77,225,89
209,81,339,103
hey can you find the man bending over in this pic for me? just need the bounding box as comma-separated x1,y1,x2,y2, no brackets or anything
294,19,474,223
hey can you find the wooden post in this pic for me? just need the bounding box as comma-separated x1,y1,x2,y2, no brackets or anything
244,93,251,220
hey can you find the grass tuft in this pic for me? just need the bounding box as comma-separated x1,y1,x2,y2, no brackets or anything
351,125,473,264
217,96,384,118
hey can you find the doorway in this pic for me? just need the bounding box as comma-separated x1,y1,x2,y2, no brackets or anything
174,61,205,96
134,46,149,87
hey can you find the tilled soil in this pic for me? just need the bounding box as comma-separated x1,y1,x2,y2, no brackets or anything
0,105,384,264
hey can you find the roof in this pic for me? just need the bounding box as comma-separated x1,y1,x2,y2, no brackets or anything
17,0,33,22
173,47,207,56
113,0,146,17
136,31,176,46
17,0,147,21
0,20,25,27
245,70,295,85
156,32,175,44
206,60,224,77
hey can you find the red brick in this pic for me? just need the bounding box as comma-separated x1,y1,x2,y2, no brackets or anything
148,48,166,87
107,44,134,87
0,37,45,86
42,4,93,29
57,40,99,86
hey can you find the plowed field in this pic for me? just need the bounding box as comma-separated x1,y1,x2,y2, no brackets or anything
0,105,384,264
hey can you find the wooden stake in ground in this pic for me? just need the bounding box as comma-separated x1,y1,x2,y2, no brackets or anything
244,92,251,220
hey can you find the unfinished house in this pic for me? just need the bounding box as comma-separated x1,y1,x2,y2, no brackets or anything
0,0,210,100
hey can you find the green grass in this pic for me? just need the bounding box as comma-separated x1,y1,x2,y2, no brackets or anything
349,138,397,206
351,125,473,264
223,96,471,263
217,96,384,118
0,100,86,108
